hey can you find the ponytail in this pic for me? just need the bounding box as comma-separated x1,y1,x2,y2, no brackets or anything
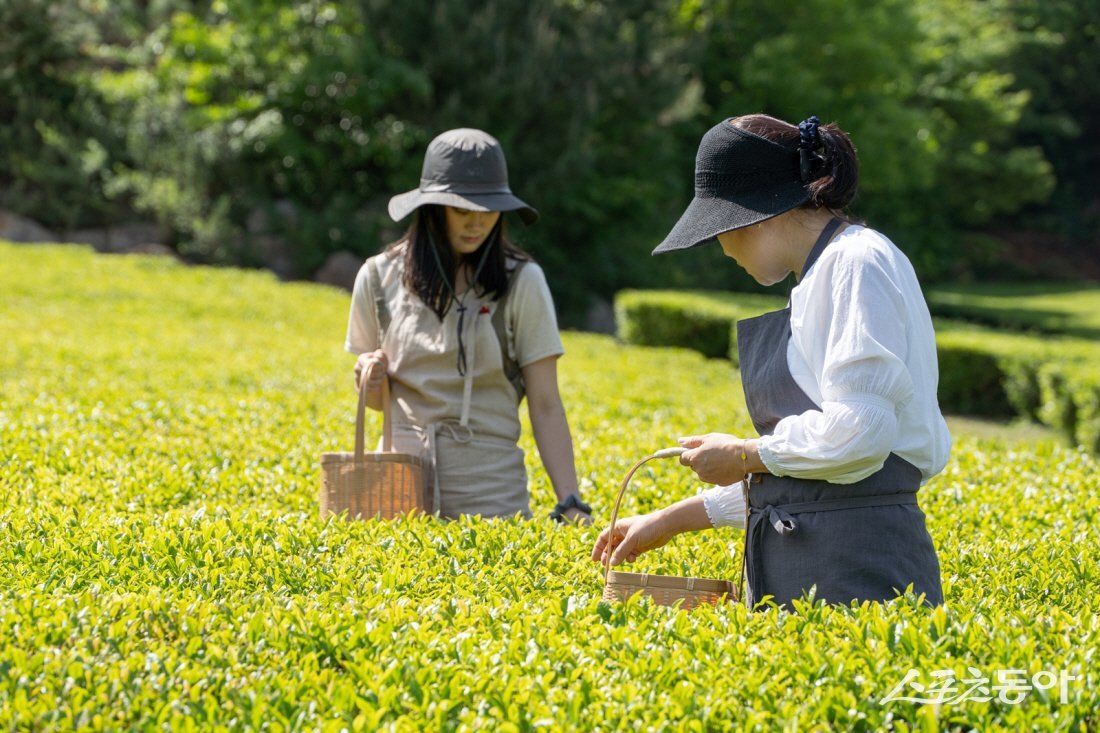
805,120,859,210
733,113,859,212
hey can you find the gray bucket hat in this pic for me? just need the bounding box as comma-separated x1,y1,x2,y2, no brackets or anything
653,118,810,254
387,128,538,225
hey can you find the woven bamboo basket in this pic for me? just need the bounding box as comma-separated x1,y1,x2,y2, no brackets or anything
320,363,427,520
602,447,738,610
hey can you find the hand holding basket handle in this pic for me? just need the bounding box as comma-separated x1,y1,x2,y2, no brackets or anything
320,358,427,520
594,447,685,576
354,350,389,411
356,358,393,455
594,447,737,610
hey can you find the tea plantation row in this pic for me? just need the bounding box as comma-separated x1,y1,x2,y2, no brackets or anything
1,242,1097,731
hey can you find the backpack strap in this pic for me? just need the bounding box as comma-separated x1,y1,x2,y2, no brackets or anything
492,260,529,402
366,256,390,342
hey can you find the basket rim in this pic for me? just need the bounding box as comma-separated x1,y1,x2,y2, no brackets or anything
605,569,736,593
320,451,424,466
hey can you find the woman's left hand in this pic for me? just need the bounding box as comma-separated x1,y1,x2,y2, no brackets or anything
678,433,749,485
590,511,675,566
354,349,389,392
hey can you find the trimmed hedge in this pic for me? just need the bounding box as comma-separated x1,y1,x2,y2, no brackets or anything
616,288,1100,451
934,322,1097,444
614,289,784,364
1070,364,1100,454
926,282,1100,340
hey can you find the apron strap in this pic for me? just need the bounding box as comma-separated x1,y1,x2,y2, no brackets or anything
799,217,844,281
367,256,390,340
764,492,918,519
491,260,528,401
459,309,478,427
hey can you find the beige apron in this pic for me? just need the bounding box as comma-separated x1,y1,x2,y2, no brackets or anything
379,268,530,519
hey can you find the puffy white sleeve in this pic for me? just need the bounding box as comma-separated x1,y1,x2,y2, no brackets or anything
757,245,915,483
700,482,747,529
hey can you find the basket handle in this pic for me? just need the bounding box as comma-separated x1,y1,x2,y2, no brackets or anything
355,359,394,459
602,446,686,586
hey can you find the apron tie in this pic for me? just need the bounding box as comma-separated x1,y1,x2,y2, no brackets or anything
744,508,767,607
766,505,798,535
420,300,482,515
423,421,475,515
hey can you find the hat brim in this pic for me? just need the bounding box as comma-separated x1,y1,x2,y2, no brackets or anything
388,190,539,225
652,184,810,255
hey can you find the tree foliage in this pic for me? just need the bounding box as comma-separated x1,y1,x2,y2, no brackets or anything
94,0,426,267
0,0,126,229
680,0,1054,279
1,0,1094,322
1003,0,1100,241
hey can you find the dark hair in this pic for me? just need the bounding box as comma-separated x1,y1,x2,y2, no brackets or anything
387,205,531,321
732,114,859,213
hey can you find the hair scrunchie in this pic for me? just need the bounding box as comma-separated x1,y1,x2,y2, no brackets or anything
798,115,825,183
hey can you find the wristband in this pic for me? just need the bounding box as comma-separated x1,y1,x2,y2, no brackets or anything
550,494,591,523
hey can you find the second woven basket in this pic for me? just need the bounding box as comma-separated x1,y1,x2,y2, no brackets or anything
319,361,427,520
602,447,738,610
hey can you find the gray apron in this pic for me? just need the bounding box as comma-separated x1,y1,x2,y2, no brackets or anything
738,218,943,608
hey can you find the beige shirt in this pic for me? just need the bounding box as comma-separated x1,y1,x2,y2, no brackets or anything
343,245,563,518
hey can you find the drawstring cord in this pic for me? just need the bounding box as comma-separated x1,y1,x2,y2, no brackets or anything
428,237,495,378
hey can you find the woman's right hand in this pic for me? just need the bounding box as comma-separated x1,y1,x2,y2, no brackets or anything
590,511,676,566
354,350,389,392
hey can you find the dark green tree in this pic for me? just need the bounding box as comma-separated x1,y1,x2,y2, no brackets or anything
358,0,696,322
1004,0,1100,247
0,0,126,230
678,0,1054,280
95,0,427,268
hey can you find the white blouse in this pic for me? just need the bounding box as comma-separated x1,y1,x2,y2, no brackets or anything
701,225,952,529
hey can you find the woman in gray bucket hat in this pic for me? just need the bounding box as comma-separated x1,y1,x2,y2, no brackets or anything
593,114,951,609
345,129,591,524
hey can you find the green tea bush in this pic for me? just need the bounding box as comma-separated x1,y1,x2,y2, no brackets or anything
617,289,1100,452
615,289,784,363
927,282,1100,340
935,322,1098,449
2,242,1098,730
